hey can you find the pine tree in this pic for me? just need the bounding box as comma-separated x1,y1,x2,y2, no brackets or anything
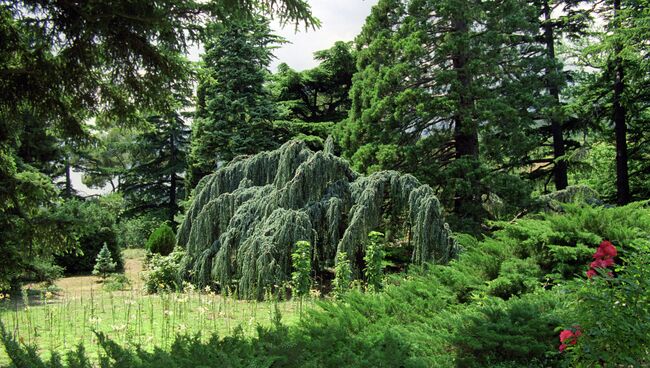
92,243,117,280
576,0,649,203
123,112,189,227
340,0,544,230
269,41,356,148
271,41,355,124
530,0,592,190
188,17,282,188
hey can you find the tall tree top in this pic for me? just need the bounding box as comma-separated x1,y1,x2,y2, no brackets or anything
1,0,316,136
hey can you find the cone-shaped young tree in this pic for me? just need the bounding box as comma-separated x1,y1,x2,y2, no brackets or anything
93,243,117,280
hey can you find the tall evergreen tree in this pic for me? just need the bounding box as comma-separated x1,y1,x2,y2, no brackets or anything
271,41,356,123
577,0,649,204
532,0,591,190
269,41,356,148
340,0,543,230
0,0,315,290
189,17,282,187
123,112,189,227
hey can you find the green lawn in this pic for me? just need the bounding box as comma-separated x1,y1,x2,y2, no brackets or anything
0,250,307,365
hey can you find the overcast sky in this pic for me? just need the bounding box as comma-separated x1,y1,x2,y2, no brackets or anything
269,0,377,71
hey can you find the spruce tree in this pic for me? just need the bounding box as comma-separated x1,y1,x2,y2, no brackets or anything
93,243,117,280
188,17,282,188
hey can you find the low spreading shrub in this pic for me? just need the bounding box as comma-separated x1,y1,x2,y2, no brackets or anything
143,247,184,294
3,202,649,367
485,258,541,299
453,292,563,367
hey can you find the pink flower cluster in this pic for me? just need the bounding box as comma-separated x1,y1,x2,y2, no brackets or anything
559,326,581,352
586,240,617,279
559,241,619,352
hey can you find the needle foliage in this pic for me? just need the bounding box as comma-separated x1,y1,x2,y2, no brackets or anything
177,139,458,298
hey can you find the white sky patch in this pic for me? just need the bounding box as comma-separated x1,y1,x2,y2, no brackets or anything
188,0,377,71
269,0,377,71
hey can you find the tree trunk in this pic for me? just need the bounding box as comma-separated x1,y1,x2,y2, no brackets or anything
451,16,480,216
170,173,177,229
612,0,630,205
170,131,178,229
64,155,73,198
543,0,568,190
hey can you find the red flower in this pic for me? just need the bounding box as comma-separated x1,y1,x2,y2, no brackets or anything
593,240,617,259
559,327,581,352
593,248,605,259
590,258,614,269
559,329,574,342
586,269,597,278
587,240,617,279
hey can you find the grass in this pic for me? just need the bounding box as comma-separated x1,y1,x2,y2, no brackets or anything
0,249,308,365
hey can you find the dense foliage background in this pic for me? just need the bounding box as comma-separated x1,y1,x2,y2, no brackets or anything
0,0,648,366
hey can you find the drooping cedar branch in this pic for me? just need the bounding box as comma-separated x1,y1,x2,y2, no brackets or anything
177,138,457,299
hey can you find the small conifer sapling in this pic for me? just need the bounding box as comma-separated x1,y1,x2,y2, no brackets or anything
93,243,117,280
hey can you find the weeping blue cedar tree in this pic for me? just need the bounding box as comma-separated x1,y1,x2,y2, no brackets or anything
177,139,457,299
